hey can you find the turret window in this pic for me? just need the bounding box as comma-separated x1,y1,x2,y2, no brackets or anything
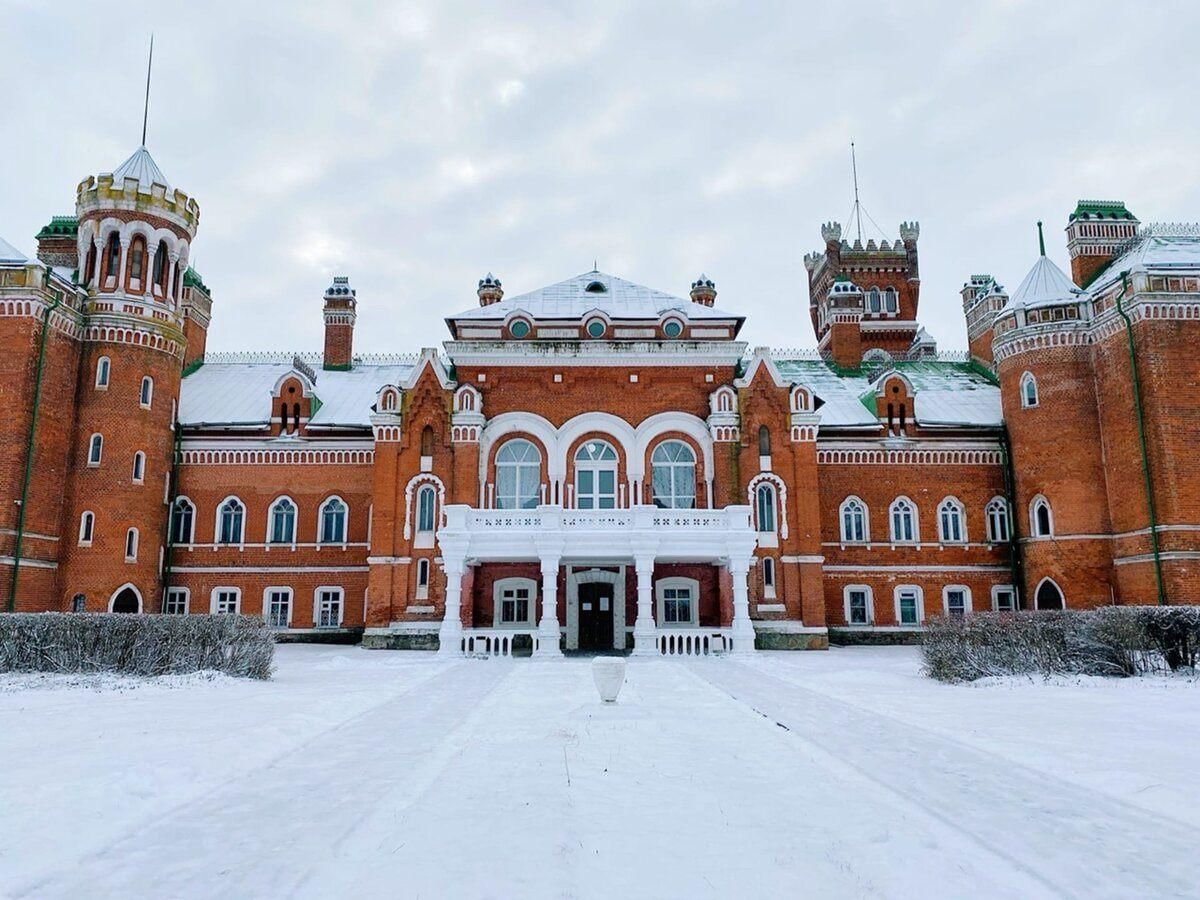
937,497,965,544
131,451,146,484
78,511,95,547
1020,372,1038,408
153,241,169,295
87,434,103,466
95,356,111,389
867,287,881,313
104,233,120,284
883,288,898,314
985,497,1010,543
128,236,146,287
140,376,153,409
217,497,245,545
319,497,348,545
889,497,918,544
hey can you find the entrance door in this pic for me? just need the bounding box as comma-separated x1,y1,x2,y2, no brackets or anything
577,582,614,651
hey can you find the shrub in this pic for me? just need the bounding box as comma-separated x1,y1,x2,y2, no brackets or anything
0,613,275,679
922,607,1200,682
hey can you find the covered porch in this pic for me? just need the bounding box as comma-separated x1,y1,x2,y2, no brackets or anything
436,505,758,658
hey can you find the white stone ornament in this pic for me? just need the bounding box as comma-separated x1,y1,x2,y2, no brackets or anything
592,657,626,703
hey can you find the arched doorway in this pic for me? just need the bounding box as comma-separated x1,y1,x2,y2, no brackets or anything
109,585,142,614
1035,578,1065,610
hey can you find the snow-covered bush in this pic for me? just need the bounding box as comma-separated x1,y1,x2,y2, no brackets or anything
922,607,1200,682
0,613,274,679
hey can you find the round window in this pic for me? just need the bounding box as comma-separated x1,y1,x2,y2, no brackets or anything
586,320,606,338
510,320,530,338
663,320,683,338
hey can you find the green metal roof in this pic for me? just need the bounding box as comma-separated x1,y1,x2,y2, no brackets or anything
183,267,209,292
35,216,78,239
1069,200,1136,222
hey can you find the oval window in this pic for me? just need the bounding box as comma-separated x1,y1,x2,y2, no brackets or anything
510,320,530,338
586,320,606,338
663,320,683,338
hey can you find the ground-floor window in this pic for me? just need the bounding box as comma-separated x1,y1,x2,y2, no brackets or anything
415,558,431,600
895,586,923,626
943,586,970,618
762,557,776,599
211,588,240,615
316,588,343,628
494,577,536,627
266,588,292,628
163,588,188,615
992,585,1016,612
844,585,872,625
656,577,698,626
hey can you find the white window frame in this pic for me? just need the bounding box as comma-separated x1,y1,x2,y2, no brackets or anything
889,496,919,545
1020,371,1038,408
942,585,972,618
991,585,1017,612
495,438,542,510
985,496,1010,543
415,557,431,600
748,473,788,546
573,439,619,510
95,355,111,389
318,495,349,547
762,556,776,599
493,576,537,628
937,496,966,544
78,510,95,547
314,586,345,628
87,433,103,466
894,585,924,626
215,495,246,547
163,587,189,615
131,450,146,485
414,484,437,549
650,440,697,510
210,586,241,615
139,375,153,409
124,527,138,562
883,287,898,314
267,495,298,547
1030,495,1053,537
656,576,700,627
839,496,869,543
843,584,874,626
264,586,293,628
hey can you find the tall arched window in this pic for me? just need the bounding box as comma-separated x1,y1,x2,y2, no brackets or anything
103,232,120,284
88,433,103,466
574,440,617,509
1020,372,1038,408
937,497,965,543
95,356,110,389
985,497,1010,543
124,527,139,562
883,287,898,313
755,483,776,534
169,497,194,545
217,497,245,545
269,497,296,545
1031,496,1053,537
78,511,95,546
83,243,97,286
131,451,146,484
140,376,153,408
380,389,398,413
420,425,435,457
867,287,881,313
128,235,146,287
758,425,771,456
651,441,696,509
319,497,347,545
840,497,868,543
153,240,169,294
1035,578,1065,610
417,485,436,532
889,497,918,544
496,439,541,509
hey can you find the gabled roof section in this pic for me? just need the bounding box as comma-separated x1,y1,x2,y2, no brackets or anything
0,236,28,264
110,146,170,189
449,270,742,323
1005,254,1080,312
1086,230,1200,294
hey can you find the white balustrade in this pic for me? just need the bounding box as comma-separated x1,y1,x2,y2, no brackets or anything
460,628,541,658
656,628,732,657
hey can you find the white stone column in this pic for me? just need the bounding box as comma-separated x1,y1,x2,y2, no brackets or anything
727,551,757,655
116,239,130,292
91,237,103,288
436,554,467,658
535,524,565,657
166,251,179,302
631,536,660,657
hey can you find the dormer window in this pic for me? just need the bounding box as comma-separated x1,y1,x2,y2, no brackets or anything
585,319,606,338
509,319,531,339
662,319,683,339
585,281,607,294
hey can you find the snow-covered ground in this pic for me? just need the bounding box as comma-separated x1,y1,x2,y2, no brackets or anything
1,646,1196,899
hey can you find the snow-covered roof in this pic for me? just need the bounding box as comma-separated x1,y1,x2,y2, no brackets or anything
1005,254,1080,312
1087,233,1200,294
179,354,414,429
772,356,1002,428
0,236,28,264
449,270,741,323
109,146,170,189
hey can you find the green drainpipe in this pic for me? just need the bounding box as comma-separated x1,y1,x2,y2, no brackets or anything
8,288,62,612
998,425,1024,607
1115,271,1167,605
159,413,184,611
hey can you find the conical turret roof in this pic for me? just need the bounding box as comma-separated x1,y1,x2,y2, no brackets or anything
1006,254,1079,311
110,146,170,189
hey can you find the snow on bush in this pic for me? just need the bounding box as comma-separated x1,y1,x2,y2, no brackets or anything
0,613,274,679
922,607,1200,682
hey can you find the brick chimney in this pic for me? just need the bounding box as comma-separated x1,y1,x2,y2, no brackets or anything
323,275,356,370
827,278,863,369
181,267,213,371
35,216,78,269
1065,200,1139,287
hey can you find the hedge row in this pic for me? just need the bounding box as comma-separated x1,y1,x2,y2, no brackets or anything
922,607,1200,682
0,613,275,679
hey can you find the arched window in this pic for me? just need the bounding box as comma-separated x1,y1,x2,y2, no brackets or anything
153,240,169,293
128,236,146,286
985,497,1010,543
169,497,194,545
103,232,120,283
937,497,965,543
83,243,97,285
1031,496,1053,537
95,356,111,388
1020,372,1038,408
651,440,696,509
319,497,347,545
883,287,898,313
88,433,103,466
269,497,296,545
844,585,873,625
758,425,771,456
292,403,301,433
131,451,146,484
417,485,436,532
140,376,153,408
78,511,95,546
1035,578,1065,610
755,483,776,534
889,497,918,544
714,388,734,413
496,439,541,509
380,389,398,413
124,527,139,561
420,425,435,457
416,558,431,600
840,497,868,543
867,287,881,313
217,497,245,545
574,440,618,510
762,557,776,599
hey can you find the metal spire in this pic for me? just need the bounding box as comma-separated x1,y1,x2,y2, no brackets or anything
1037,220,1046,256
141,34,154,147
850,141,862,243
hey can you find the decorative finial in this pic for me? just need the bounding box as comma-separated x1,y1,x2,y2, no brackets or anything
592,259,598,272
141,34,154,147
1037,220,1046,257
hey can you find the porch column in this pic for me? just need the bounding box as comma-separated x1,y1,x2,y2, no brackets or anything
727,534,758,655
535,531,565,657
631,536,660,657
436,555,466,658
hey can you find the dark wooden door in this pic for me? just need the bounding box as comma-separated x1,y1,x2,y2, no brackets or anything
577,583,614,651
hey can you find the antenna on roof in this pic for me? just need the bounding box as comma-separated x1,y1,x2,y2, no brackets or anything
141,34,154,147
1037,220,1046,257
850,141,863,243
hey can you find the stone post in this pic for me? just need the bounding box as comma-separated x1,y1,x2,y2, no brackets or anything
631,532,660,657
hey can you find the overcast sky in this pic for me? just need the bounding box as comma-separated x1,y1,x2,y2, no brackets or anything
3,0,1199,354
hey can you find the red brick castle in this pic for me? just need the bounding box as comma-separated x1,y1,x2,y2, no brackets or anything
2,148,1196,654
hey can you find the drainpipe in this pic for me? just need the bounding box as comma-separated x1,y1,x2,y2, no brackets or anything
159,411,184,611
8,284,62,612
1115,271,1166,605
998,425,1024,607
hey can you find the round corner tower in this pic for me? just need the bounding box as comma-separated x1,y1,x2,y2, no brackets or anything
58,147,200,613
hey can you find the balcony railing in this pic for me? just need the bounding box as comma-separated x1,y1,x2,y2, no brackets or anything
452,505,752,534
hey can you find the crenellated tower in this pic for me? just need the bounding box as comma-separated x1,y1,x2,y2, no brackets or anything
961,274,1008,368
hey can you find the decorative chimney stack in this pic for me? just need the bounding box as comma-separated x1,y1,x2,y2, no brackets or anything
826,278,864,369
35,216,79,268
1065,200,1139,288
181,267,212,371
690,274,716,307
322,275,356,371
477,273,503,306
960,274,1007,369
